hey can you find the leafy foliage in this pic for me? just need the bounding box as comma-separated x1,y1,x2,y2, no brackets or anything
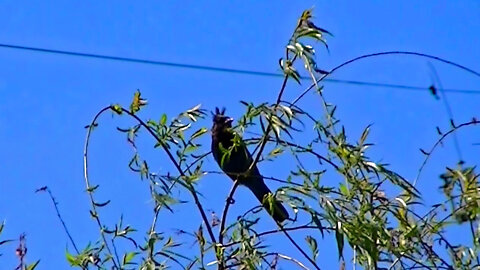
70,8,480,270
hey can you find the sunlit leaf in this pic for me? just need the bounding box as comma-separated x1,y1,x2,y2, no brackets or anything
111,104,123,115
123,252,139,265
191,127,208,140
130,90,148,114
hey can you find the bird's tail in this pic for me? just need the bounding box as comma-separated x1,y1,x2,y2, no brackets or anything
246,180,289,223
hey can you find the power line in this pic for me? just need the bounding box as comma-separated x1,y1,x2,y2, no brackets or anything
1,43,479,95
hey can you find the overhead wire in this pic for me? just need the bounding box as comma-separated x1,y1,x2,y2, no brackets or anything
0,43,479,95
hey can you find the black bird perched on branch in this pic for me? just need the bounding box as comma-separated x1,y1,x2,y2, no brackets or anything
211,107,289,223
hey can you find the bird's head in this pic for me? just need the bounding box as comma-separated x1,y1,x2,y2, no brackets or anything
212,107,233,129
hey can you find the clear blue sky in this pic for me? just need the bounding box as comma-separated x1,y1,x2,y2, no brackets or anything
0,1,479,269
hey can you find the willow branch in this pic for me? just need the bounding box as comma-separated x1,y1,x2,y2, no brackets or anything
118,108,217,245
222,224,334,248
414,119,479,186
83,105,119,268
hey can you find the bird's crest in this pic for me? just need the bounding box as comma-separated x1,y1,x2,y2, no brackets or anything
212,107,233,126
215,107,225,115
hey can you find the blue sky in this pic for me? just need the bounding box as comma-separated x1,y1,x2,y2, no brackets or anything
0,1,479,269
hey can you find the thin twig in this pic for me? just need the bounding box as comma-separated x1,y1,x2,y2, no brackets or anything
268,253,311,270
217,180,240,269
219,181,240,245
35,186,80,254
278,223,321,270
111,238,121,268
428,62,463,161
15,233,26,270
414,119,479,186
222,224,334,248
182,152,211,174
224,252,310,270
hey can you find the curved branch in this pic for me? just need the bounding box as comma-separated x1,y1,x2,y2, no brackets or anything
222,224,334,248
118,108,217,245
414,119,479,186
272,138,340,171
278,223,321,270
83,105,220,266
83,106,120,268
292,51,480,106
182,151,211,174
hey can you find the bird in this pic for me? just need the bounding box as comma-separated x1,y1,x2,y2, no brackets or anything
211,107,289,223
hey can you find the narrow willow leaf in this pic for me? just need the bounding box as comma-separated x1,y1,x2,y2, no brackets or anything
450,119,456,128
26,260,41,270
339,183,349,196
94,200,111,207
311,213,324,238
268,147,284,157
187,104,202,114
336,221,344,259
184,144,199,154
359,124,372,145
123,252,139,265
305,235,319,260
419,148,429,155
191,128,208,140
65,250,78,265
160,114,167,126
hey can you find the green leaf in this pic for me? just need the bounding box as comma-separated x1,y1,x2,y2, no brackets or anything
187,104,202,113
279,59,301,84
339,183,349,196
164,236,182,248
359,124,372,145
26,260,40,270
176,123,192,132
195,225,205,255
190,127,208,140
184,144,199,154
268,147,284,157
160,114,167,126
65,250,78,265
123,252,139,265
153,193,182,213
111,104,123,115
305,235,319,260
130,90,148,114
335,221,344,260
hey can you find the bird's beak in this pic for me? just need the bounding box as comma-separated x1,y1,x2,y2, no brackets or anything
226,117,234,124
